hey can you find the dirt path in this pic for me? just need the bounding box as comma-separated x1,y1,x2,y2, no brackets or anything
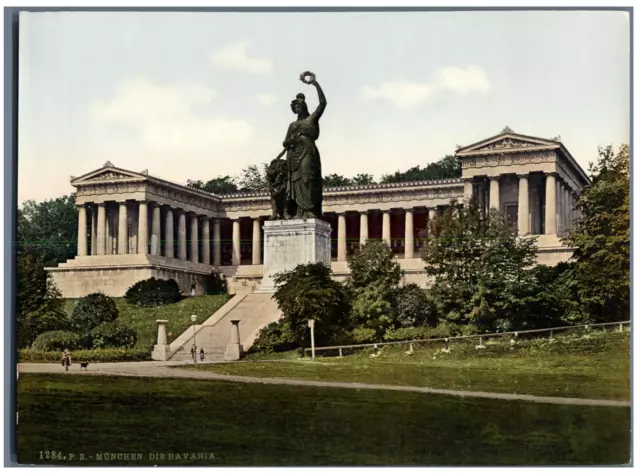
17,362,630,408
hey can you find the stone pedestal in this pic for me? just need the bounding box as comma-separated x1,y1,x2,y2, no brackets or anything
152,319,170,361
224,319,243,361
259,218,332,292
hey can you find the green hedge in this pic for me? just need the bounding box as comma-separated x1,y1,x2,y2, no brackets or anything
124,278,182,307
18,348,151,363
31,330,90,352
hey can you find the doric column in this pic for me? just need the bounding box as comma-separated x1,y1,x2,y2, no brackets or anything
382,210,391,244
359,211,369,245
252,218,261,265
106,206,113,255
150,204,161,256
556,180,564,236
232,219,241,266
489,176,500,210
190,214,199,263
517,174,530,236
564,187,571,236
117,202,128,254
97,203,107,255
164,207,174,258
90,206,97,255
137,201,148,254
77,204,88,257
213,218,221,267
463,179,473,201
202,217,210,265
404,208,414,259
337,213,347,262
178,210,187,260
545,173,557,235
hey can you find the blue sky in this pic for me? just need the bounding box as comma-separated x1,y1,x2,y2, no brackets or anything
18,10,630,204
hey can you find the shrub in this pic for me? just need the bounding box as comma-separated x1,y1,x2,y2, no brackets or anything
383,323,478,342
70,292,119,334
90,321,137,349
394,284,436,328
350,326,377,343
250,321,299,354
124,278,182,307
204,271,228,295
18,348,151,363
31,330,89,352
347,240,403,290
350,282,394,336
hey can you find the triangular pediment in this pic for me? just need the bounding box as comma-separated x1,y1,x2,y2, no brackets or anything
456,133,560,154
71,165,148,185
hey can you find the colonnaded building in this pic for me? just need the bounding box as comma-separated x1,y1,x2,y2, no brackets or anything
48,130,589,299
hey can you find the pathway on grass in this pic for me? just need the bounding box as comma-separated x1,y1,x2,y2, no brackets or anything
17,362,630,408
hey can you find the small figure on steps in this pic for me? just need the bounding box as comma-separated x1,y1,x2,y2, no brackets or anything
200,348,205,362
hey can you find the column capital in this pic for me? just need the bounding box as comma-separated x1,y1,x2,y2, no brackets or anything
359,209,370,215
489,175,501,181
517,173,530,179
404,207,414,213
544,172,558,178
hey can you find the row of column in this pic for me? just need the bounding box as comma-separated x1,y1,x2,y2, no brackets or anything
77,201,263,267
464,172,579,236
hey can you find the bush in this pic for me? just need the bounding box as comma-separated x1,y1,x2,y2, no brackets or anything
90,321,137,349
250,321,299,354
124,278,182,307
18,348,151,363
394,284,436,328
350,326,377,343
71,292,119,334
383,323,478,342
31,330,89,352
204,271,228,295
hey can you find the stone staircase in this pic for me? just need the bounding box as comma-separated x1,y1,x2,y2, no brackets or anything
165,292,282,362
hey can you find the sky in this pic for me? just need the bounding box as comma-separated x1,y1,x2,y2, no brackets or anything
17,10,630,204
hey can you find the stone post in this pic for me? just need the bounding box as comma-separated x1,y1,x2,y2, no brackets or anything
137,202,148,254
77,204,87,257
224,319,243,361
337,213,347,262
232,219,241,266
117,202,128,254
489,176,500,210
404,208,414,259
213,218,221,266
151,319,170,361
382,210,391,245
164,207,174,258
191,214,199,264
517,174,529,236
202,216,211,265
545,173,557,235
97,203,107,255
252,218,261,265
150,203,161,256
359,211,368,245
178,210,187,260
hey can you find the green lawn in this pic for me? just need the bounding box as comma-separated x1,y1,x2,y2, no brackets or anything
189,332,630,400
17,374,630,466
64,295,228,349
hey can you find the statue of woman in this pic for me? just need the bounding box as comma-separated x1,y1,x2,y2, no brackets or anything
282,73,327,219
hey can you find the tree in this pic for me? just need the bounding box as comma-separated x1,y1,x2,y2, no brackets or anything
421,200,539,331
17,250,68,348
350,281,394,335
70,292,119,335
323,173,353,187
272,262,350,347
19,194,78,267
352,173,375,185
381,155,462,184
237,164,269,192
394,283,436,328
187,176,238,195
563,144,630,322
347,240,403,290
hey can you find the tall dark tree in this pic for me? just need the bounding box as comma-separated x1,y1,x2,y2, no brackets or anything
19,194,78,267
323,173,353,187
187,176,238,195
381,155,462,183
563,144,630,323
237,164,269,192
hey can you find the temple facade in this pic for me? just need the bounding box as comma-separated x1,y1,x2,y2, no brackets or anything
46,131,590,297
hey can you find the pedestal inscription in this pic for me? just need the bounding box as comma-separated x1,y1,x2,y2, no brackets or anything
259,218,332,292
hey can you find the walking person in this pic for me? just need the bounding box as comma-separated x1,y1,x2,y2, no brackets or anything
61,349,72,372
191,344,197,363
200,348,205,362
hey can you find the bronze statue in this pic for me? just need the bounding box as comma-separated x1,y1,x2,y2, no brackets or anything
266,156,288,220
270,71,326,220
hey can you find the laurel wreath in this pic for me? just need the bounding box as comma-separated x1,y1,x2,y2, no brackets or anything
299,71,316,84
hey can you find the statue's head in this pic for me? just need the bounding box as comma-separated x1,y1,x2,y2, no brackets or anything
290,93,309,115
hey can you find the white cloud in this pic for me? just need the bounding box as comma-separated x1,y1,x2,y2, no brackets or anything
361,66,490,108
90,77,252,152
211,40,273,74
257,93,277,106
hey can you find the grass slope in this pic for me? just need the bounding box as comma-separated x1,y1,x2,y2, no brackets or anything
64,295,228,350
17,374,630,466
190,332,630,400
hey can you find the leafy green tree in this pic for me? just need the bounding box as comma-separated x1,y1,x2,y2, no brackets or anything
19,194,78,267
272,262,350,347
563,144,630,322
237,164,269,192
187,176,238,195
17,250,68,348
323,173,353,187
394,283,436,327
381,155,461,183
70,292,119,335
352,173,375,185
350,282,394,335
347,240,403,290
422,200,539,331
